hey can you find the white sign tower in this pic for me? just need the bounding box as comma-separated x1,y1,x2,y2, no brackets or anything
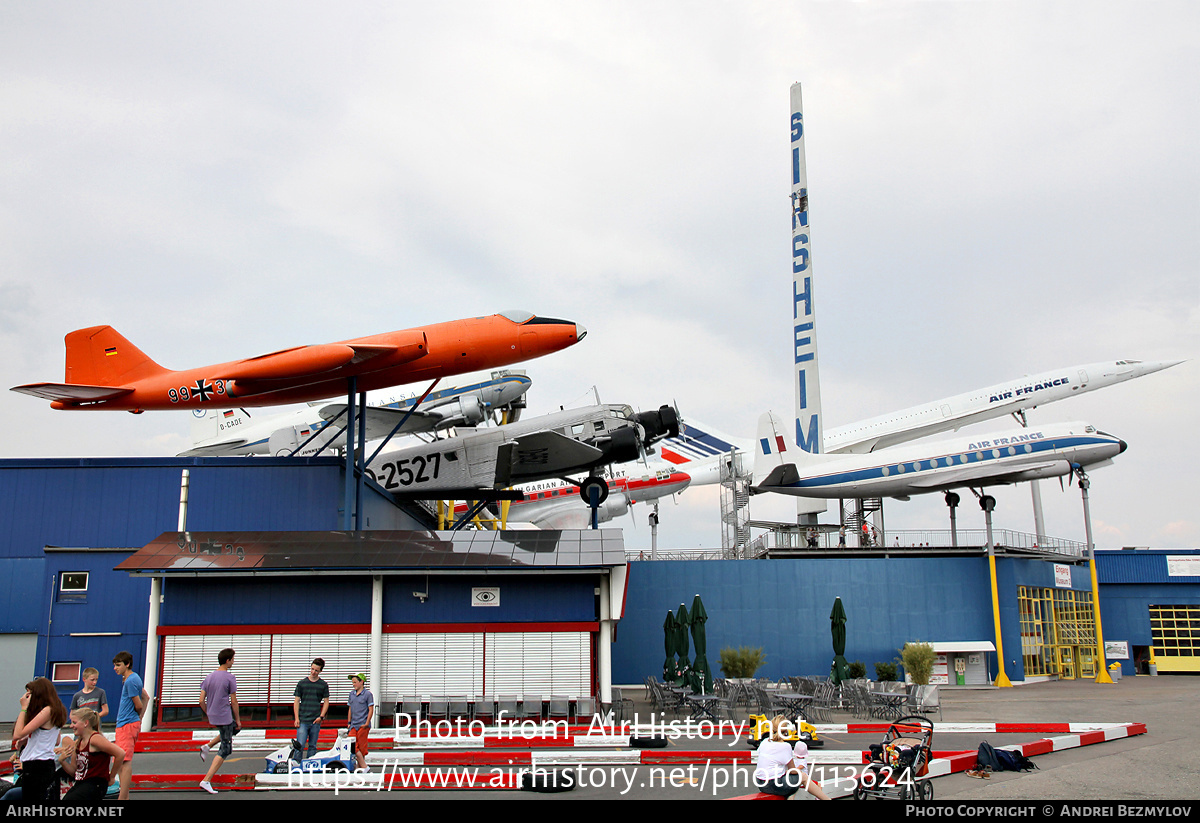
790,82,827,520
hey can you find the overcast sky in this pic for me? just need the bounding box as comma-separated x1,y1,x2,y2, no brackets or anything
1,1,1195,552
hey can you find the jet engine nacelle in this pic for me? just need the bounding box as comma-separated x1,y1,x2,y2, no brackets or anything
434,395,486,429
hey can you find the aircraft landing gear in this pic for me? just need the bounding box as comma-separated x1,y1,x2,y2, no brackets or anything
579,475,609,529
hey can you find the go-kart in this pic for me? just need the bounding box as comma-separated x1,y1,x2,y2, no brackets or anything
263,728,356,774
746,713,824,749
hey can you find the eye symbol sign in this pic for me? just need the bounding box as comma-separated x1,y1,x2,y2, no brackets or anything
472,588,500,606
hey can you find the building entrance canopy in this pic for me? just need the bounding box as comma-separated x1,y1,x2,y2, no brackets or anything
116,529,627,576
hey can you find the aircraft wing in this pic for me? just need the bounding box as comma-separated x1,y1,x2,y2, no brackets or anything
176,439,250,457
905,459,1072,490
318,404,442,438
525,505,598,530
501,431,605,485
10,383,133,403
219,334,428,395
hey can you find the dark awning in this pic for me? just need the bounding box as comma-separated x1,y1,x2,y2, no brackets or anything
115,530,626,577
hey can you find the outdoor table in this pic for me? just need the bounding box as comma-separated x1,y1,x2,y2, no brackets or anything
771,692,816,719
868,691,908,720
682,694,725,722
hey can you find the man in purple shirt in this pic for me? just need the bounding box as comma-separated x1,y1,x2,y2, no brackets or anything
198,648,240,794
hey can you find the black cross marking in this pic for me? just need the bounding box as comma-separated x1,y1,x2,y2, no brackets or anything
192,379,213,402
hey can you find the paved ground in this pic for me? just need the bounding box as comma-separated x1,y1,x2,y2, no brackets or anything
3,675,1197,801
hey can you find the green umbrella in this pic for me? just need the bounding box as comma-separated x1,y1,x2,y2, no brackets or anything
689,594,712,694
676,602,691,685
663,610,679,683
830,596,850,685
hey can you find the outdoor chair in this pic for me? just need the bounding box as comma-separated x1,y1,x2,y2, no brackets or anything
611,687,635,726
497,695,520,723
399,695,423,723
426,696,449,723
474,695,497,725
548,695,571,721
908,684,942,720
574,696,596,723
521,694,544,722
447,695,471,723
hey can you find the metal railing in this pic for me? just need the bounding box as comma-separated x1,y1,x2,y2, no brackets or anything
624,528,1087,560
747,527,1085,559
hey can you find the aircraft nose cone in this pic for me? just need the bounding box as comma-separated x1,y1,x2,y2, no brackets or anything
1119,439,1128,454
575,323,587,342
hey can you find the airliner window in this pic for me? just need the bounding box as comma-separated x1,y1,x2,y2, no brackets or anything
896,464,905,474
499,310,535,324
881,466,890,476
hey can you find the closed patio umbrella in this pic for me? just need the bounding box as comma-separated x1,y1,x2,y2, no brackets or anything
689,594,712,694
676,602,691,685
663,610,679,683
831,596,850,685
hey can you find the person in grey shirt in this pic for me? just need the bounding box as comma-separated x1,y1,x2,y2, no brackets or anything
345,673,374,772
69,668,108,719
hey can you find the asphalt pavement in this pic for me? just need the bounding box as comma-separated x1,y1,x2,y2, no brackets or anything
3,675,1197,801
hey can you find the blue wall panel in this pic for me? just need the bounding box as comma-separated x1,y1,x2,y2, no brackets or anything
613,558,999,684
0,459,346,561
383,575,598,624
163,577,372,626
0,558,47,633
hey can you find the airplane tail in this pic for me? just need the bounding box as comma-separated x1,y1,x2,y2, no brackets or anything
656,420,746,467
754,410,836,489
754,411,793,486
187,408,254,452
64,326,169,386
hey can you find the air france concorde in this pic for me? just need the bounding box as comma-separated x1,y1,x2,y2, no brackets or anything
754,413,1126,500
825,359,1182,455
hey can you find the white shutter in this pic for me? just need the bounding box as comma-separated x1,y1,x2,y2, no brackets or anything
485,632,589,694
383,633,484,696
162,634,272,704
270,633,370,705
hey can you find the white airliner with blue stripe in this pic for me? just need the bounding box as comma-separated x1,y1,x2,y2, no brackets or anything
753,411,1126,499
181,372,532,456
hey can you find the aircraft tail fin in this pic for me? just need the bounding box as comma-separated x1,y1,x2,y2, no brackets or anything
185,408,254,454
753,410,837,488
754,411,793,486
64,326,169,387
656,420,746,466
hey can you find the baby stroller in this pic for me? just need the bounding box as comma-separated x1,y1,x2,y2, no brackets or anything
852,715,934,800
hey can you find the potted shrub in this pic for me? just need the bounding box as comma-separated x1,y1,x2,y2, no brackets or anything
719,646,766,679
901,642,936,686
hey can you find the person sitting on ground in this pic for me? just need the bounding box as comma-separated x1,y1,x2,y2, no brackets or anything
59,708,124,806
752,715,830,800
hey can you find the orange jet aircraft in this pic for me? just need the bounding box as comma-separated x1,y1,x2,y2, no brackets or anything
12,310,585,413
